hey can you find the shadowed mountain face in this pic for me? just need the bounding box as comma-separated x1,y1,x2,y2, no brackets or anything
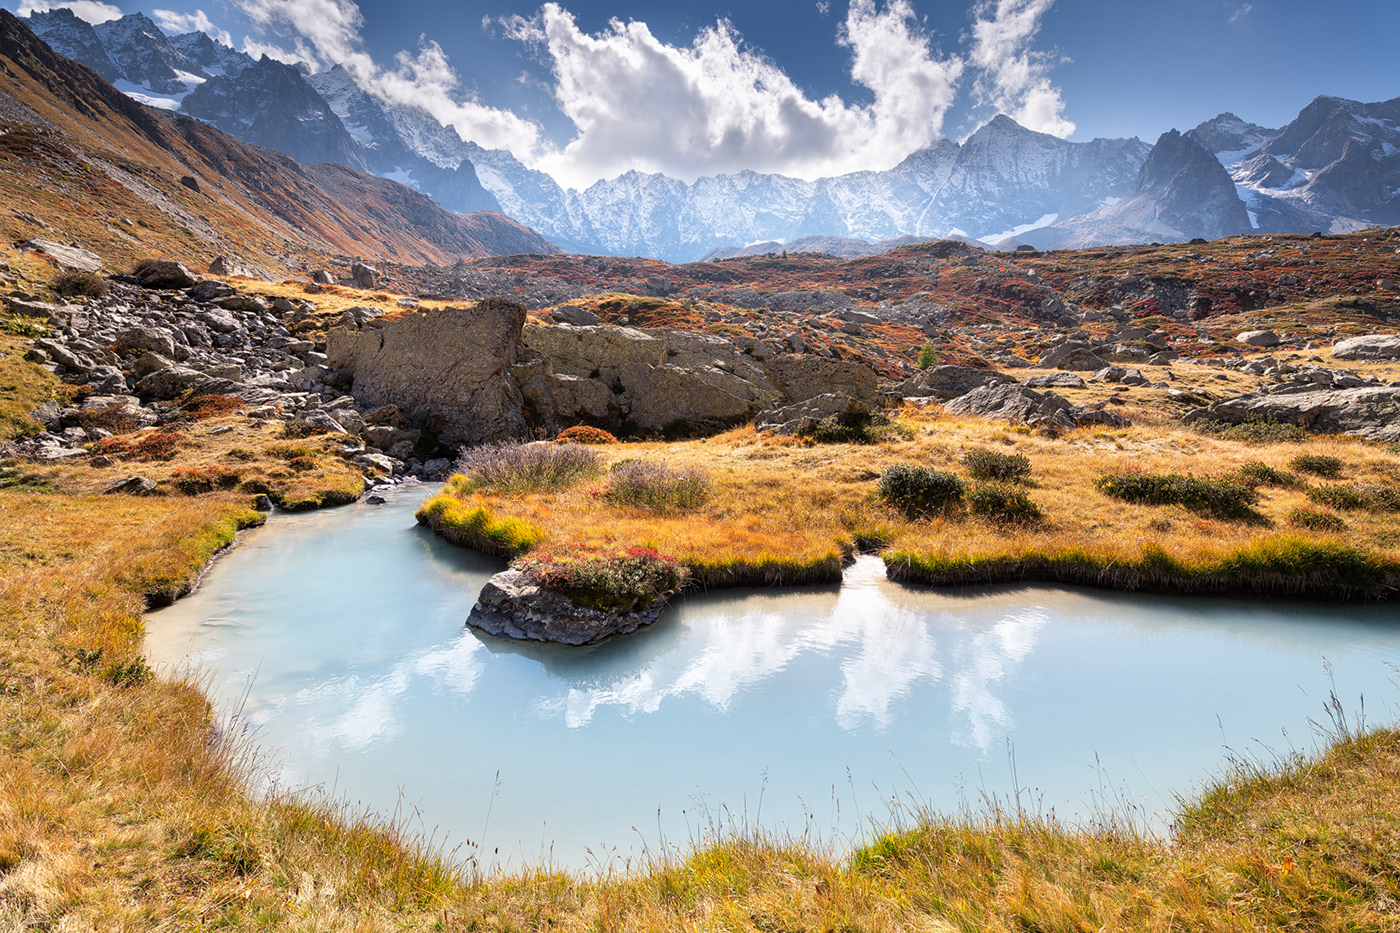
0,11,556,273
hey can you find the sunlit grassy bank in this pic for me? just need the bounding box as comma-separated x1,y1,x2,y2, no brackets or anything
421,405,1400,601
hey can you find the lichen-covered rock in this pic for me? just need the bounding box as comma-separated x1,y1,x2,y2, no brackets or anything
327,298,529,445
1182,387,1400,441
1038,342,1109,371
1332,334,1400,360
900,364,1015,399
1237,329,1281,347
522,324,665,387
19,238,101,273
763,354,879,403
467,569,665,646
520,373,620,429
945,382,1078,428
622,362,767,432
1024,372,1086,389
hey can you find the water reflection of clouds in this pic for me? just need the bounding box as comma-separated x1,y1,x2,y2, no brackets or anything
534,564,1042,747
950,610,1048,749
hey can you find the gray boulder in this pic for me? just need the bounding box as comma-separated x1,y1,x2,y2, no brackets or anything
467,569,666,646
1182,387,1400,442
350,262,379,289
520,373,620,429
104,476,157,495
136,261,198,290
1024,372,1086,389
1039,342,1109,371
549,304,601,326
114,325,177,358
133,366,214,401
623,362,767,432
523,324,665,387
1332,335,1400,361
945,383,1077,429
1237,330,1282,348
900,364,1015,398
755,393,872,435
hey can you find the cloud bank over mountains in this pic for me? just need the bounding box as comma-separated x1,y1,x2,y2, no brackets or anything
20,0,1077,190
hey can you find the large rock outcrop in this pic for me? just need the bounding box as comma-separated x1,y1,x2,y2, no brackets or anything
1182,387,1400,441
327,298,529,445
1333,334,1400,361
330,308,880,439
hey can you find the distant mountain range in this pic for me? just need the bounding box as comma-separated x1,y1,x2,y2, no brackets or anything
25,8,1400,262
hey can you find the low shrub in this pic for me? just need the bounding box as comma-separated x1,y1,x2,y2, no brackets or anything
967,482,1042,524
962,448,1032,483
287,456,318,472
52,271,108,300
1233,461,1297,488
556,425,618,444
280,419,324,439
878,464,964,516
1290,453,1344,478
1192,419,1311,443
456,441,602,492
1288,506,1347,532
126,432,187,461
1096,471,1261,520
605,460,711,511
182,394,245,421
516,547,688,611
1306,483,1400,512
172,465,242,494
73,403,145,435
799,408,909,445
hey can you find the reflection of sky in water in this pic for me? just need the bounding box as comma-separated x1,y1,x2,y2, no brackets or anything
145,486,1400,867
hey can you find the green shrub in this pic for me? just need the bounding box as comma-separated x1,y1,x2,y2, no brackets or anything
1306,483,1400,512
1288,507,1347,532
962,448,1032,482
1095,471,1261,520
878,464,964,516
799,407,902,445
967,482,1042,523
516,546,688,612
1233,461,1297,488
916,342,940,369
1192,419,1311,443
605,459,711,511
456,441,603,492
1290,453,1344,478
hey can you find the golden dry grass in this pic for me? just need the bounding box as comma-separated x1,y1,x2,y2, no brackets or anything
424,405,1400,597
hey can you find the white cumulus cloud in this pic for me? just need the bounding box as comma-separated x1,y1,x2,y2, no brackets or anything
152,8,233,47
968,0,1074,138
15,0,122,24
506,0,963,188
232,0,546,159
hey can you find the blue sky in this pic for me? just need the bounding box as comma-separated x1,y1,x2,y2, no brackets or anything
11,0,1400,189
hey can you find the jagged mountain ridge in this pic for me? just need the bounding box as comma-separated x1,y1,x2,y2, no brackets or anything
0,11,556,274
22,8,1400,259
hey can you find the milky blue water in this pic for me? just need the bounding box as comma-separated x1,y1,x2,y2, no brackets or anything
145,483,1400,870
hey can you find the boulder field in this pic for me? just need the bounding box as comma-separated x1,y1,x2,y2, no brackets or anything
326,298,880,444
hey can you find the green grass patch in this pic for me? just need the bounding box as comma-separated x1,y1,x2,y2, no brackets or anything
878,464,965,517
967,482,1042,524
416,491,546,557
1192,419,1312,443
1290,453,1344,478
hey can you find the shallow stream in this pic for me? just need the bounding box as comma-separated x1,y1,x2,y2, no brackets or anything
146,484,1400,869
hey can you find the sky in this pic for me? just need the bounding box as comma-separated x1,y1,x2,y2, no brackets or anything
8,0,1400,190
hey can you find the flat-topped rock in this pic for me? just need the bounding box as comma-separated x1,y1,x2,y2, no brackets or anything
466,569,665,646
1332,334,1400,361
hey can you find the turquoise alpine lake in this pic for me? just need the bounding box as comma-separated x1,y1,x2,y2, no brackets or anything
145,483,1400,870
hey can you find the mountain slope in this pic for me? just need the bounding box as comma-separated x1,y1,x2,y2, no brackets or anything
1027,130,1251,248
0,11,555,273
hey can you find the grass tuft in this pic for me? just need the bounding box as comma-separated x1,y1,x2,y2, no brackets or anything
605,459,712,511
456,441,602,493
1096,470,1262,520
